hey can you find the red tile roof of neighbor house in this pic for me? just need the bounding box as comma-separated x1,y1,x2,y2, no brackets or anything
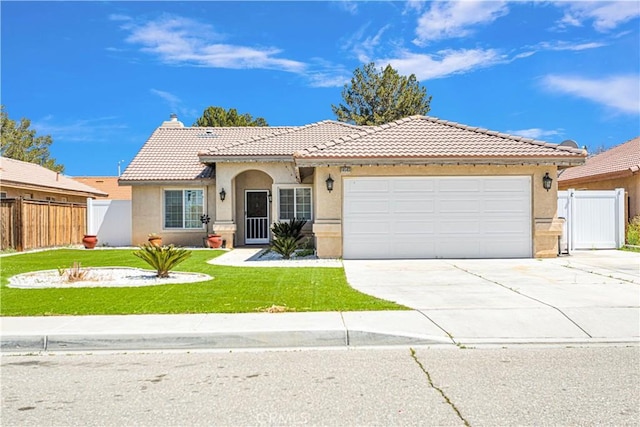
72,177,132,200
119,125,294,182
294,116,586,164
0,157,108,197
558,136,640,184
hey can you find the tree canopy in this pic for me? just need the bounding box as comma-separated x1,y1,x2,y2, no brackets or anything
332,62,432,126
193,106,268,127
0,106,64,172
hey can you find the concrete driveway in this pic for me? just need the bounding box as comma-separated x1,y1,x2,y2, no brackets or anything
344,250,640,345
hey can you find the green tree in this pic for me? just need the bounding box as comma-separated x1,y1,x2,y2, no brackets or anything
332,62,432,125
193,106,268,127
0,106,64,172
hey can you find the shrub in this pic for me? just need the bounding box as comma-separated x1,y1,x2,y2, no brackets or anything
627,215,640,245
270,218,308,259
132,244,192,278
57,261,90,282
270,237,299,260
271,218,307,242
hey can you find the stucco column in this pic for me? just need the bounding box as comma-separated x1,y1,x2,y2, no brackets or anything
213,166,236,248
313,166,342,258
533,169,562,258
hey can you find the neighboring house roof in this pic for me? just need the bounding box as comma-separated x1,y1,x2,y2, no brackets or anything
198,120,362,160
119,125,294,183
558,136,640,184
0,157,108,198
73,177,132,200
294,116,586,165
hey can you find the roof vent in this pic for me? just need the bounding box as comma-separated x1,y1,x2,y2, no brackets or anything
170,113,178,121
559,139,579,148
198,128,218,138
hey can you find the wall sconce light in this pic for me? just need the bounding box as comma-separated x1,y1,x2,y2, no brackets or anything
268,191,272,203
219,188,226,201
542,173,553,192
325,175,334,192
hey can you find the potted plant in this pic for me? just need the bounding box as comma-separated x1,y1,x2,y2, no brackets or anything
82,234,98,249
148,233,162,247
200,214,223,249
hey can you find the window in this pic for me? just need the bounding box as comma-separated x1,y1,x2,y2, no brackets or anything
164,189,204,229
278,187,312,221
0,192,6,199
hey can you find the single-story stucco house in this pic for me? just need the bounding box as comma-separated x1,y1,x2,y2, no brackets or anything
559,136,639,220
0,157,107,202
119,114,586,259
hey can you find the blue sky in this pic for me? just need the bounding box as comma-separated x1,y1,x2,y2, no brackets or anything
2,1,639,176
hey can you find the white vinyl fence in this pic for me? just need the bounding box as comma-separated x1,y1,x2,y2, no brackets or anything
87,199,132,247
557,189,625,253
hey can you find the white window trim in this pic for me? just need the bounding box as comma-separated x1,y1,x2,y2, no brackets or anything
275,184,313,222
162,187,207,231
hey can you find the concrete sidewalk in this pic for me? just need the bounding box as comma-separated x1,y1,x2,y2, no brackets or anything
1,249,638,353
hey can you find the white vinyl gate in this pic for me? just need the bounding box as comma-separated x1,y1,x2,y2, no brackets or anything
87,199,132,247
557,189,625,253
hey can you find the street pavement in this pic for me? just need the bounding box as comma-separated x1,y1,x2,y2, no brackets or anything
2,347,639,426
1,249,638,353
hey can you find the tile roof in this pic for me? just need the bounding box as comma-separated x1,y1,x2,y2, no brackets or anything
0,157,108,197
558,136,640,183
73,177,132,200
294,116,587,163
199,121,362,158
119,126,293,182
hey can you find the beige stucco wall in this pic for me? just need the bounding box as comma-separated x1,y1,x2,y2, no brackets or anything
214,162,301,247
559,173,640,220
130,183,216,247
1,185,88,203
312,164,562,259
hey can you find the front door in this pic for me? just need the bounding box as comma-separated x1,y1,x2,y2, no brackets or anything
245,190,270,244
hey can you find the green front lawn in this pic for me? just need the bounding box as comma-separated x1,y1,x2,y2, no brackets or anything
0,249,406,316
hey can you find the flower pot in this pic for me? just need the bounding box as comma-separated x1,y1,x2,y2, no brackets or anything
207,234,223,248
82,235,98,249
148,237,162,247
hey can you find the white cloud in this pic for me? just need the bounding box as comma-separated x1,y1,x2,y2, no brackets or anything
346,24,392,63
506,128,564,140
538,41,607,51
542,74,640,114
379,48,506,80
32,116,127,143
414,1,509,44
119,15,306,73
556,1,640,32
150,89,197,118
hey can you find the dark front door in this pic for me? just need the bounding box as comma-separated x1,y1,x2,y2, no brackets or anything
245,190,269,244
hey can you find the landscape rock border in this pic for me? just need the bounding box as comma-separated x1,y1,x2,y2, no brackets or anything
8,267,212,289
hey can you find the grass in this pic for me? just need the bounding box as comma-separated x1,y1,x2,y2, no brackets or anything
0,249,406,316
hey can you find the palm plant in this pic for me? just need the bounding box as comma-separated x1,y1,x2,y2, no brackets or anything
270,218,307,259
132,244,192,278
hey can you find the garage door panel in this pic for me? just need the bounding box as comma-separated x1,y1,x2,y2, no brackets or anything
346,199,390,214
392,180,436,192
394,220,436,234
438,179,481,192
343,176,532,259
440,199,481,213
392,199,435,213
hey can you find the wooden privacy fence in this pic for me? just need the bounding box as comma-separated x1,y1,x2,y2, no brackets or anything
0,198,87,251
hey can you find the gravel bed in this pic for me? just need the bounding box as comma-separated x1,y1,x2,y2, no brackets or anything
8,267,212,289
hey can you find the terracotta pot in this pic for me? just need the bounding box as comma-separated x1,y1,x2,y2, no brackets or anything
82,235,98,249
148,237,162,247
207,234,223,249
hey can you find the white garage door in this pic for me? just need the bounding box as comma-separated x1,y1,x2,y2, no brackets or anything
343,176,532,259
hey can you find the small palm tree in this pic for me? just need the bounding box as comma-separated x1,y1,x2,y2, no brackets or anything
132,244,192,278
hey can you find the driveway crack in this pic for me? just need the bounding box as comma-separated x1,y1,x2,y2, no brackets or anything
410,348,470,427
451,265,593,338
